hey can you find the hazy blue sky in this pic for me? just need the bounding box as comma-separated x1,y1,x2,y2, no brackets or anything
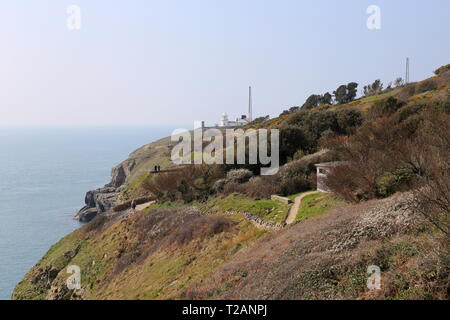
1,0,449,127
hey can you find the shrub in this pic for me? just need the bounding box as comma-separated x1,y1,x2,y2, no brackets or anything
226,169,253,183
284,109,364,154
375,169,414,198
274,150,335,196
417,79,438,93
222,181,246,195
326,102,450,211
143,165,226,203
434,64,450,76
396,83,417,100
212,179,227,193
408,111,450,235
82,214,108,233
172,215,235,245
396,103,426,122
325,116,418,202
243,176,278,199
278,125,309,163
368,97,405,119
335,109,364,132
278,176,311,196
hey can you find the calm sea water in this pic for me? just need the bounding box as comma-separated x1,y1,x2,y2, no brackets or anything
0,127,172,300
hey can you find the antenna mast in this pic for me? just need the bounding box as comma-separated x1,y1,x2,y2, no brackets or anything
405,57,410,84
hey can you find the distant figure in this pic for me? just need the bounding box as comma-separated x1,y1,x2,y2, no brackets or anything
131,199,137,212
153,165,157,172
157,165,161,172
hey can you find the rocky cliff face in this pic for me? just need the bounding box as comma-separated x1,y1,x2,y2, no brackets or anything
108,159,137,188
74,187,118,222
73,136,174,222
74,162,136,222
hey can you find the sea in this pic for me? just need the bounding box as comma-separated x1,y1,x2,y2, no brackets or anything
0,127,173,300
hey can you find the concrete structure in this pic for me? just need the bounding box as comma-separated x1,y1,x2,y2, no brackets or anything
271,195,292,205
315,162,345,193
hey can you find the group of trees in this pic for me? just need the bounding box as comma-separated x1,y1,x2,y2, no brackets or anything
333,82,359,105
300,82,359,111
363,78,405,97
281,74,410,117
279,108,363,161
280,106,300,116
248,115,270,125
301,92,333,109
363,79,384,96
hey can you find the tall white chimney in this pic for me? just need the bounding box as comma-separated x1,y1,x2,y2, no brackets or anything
248,86,253,122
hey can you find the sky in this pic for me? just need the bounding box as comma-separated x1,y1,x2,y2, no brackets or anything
0,0,449,128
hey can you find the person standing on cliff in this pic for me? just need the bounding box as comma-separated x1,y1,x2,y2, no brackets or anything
131,199,137,213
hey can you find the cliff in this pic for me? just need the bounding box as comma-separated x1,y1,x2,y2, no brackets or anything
74,135,175,222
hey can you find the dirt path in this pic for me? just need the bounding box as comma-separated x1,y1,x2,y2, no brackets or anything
135,201,156,211
285,191,320,225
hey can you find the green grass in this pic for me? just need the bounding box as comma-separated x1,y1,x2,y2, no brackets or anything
119,173,153,201
198,194,292,223
287,191,312,201
142,201,185,212
295,193,347,223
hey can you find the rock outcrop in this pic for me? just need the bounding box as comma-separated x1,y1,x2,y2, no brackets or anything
108,160,136,188
75,161,136,222
73,136,175,223
74,187,118,222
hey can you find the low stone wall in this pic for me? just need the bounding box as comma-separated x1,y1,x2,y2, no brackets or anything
270,195,292,204
202,210,285,231
113,196,156,212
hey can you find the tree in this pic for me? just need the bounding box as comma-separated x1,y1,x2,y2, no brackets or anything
280,106,300,116
346,82,358,102
278,125,308,164
320,92,333,105
302,94,321,109
333,85,348,105
394,77,404,87
364,79,383,96
250,115,270,124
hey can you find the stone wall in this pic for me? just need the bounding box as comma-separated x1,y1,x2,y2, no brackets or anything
203,210,285,231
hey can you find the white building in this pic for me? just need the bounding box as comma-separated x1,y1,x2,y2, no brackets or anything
218,86,253,128
219,113,250,127
315,162,346,192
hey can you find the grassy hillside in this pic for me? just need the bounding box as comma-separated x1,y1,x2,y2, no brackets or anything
186,193,448,300
13,192,447,300
13,64,450,300
13,207,266,300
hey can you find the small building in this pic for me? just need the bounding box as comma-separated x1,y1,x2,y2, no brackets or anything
219,113,249,127
315,162,346,193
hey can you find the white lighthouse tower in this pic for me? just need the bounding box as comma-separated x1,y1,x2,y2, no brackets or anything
220,113,229,127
